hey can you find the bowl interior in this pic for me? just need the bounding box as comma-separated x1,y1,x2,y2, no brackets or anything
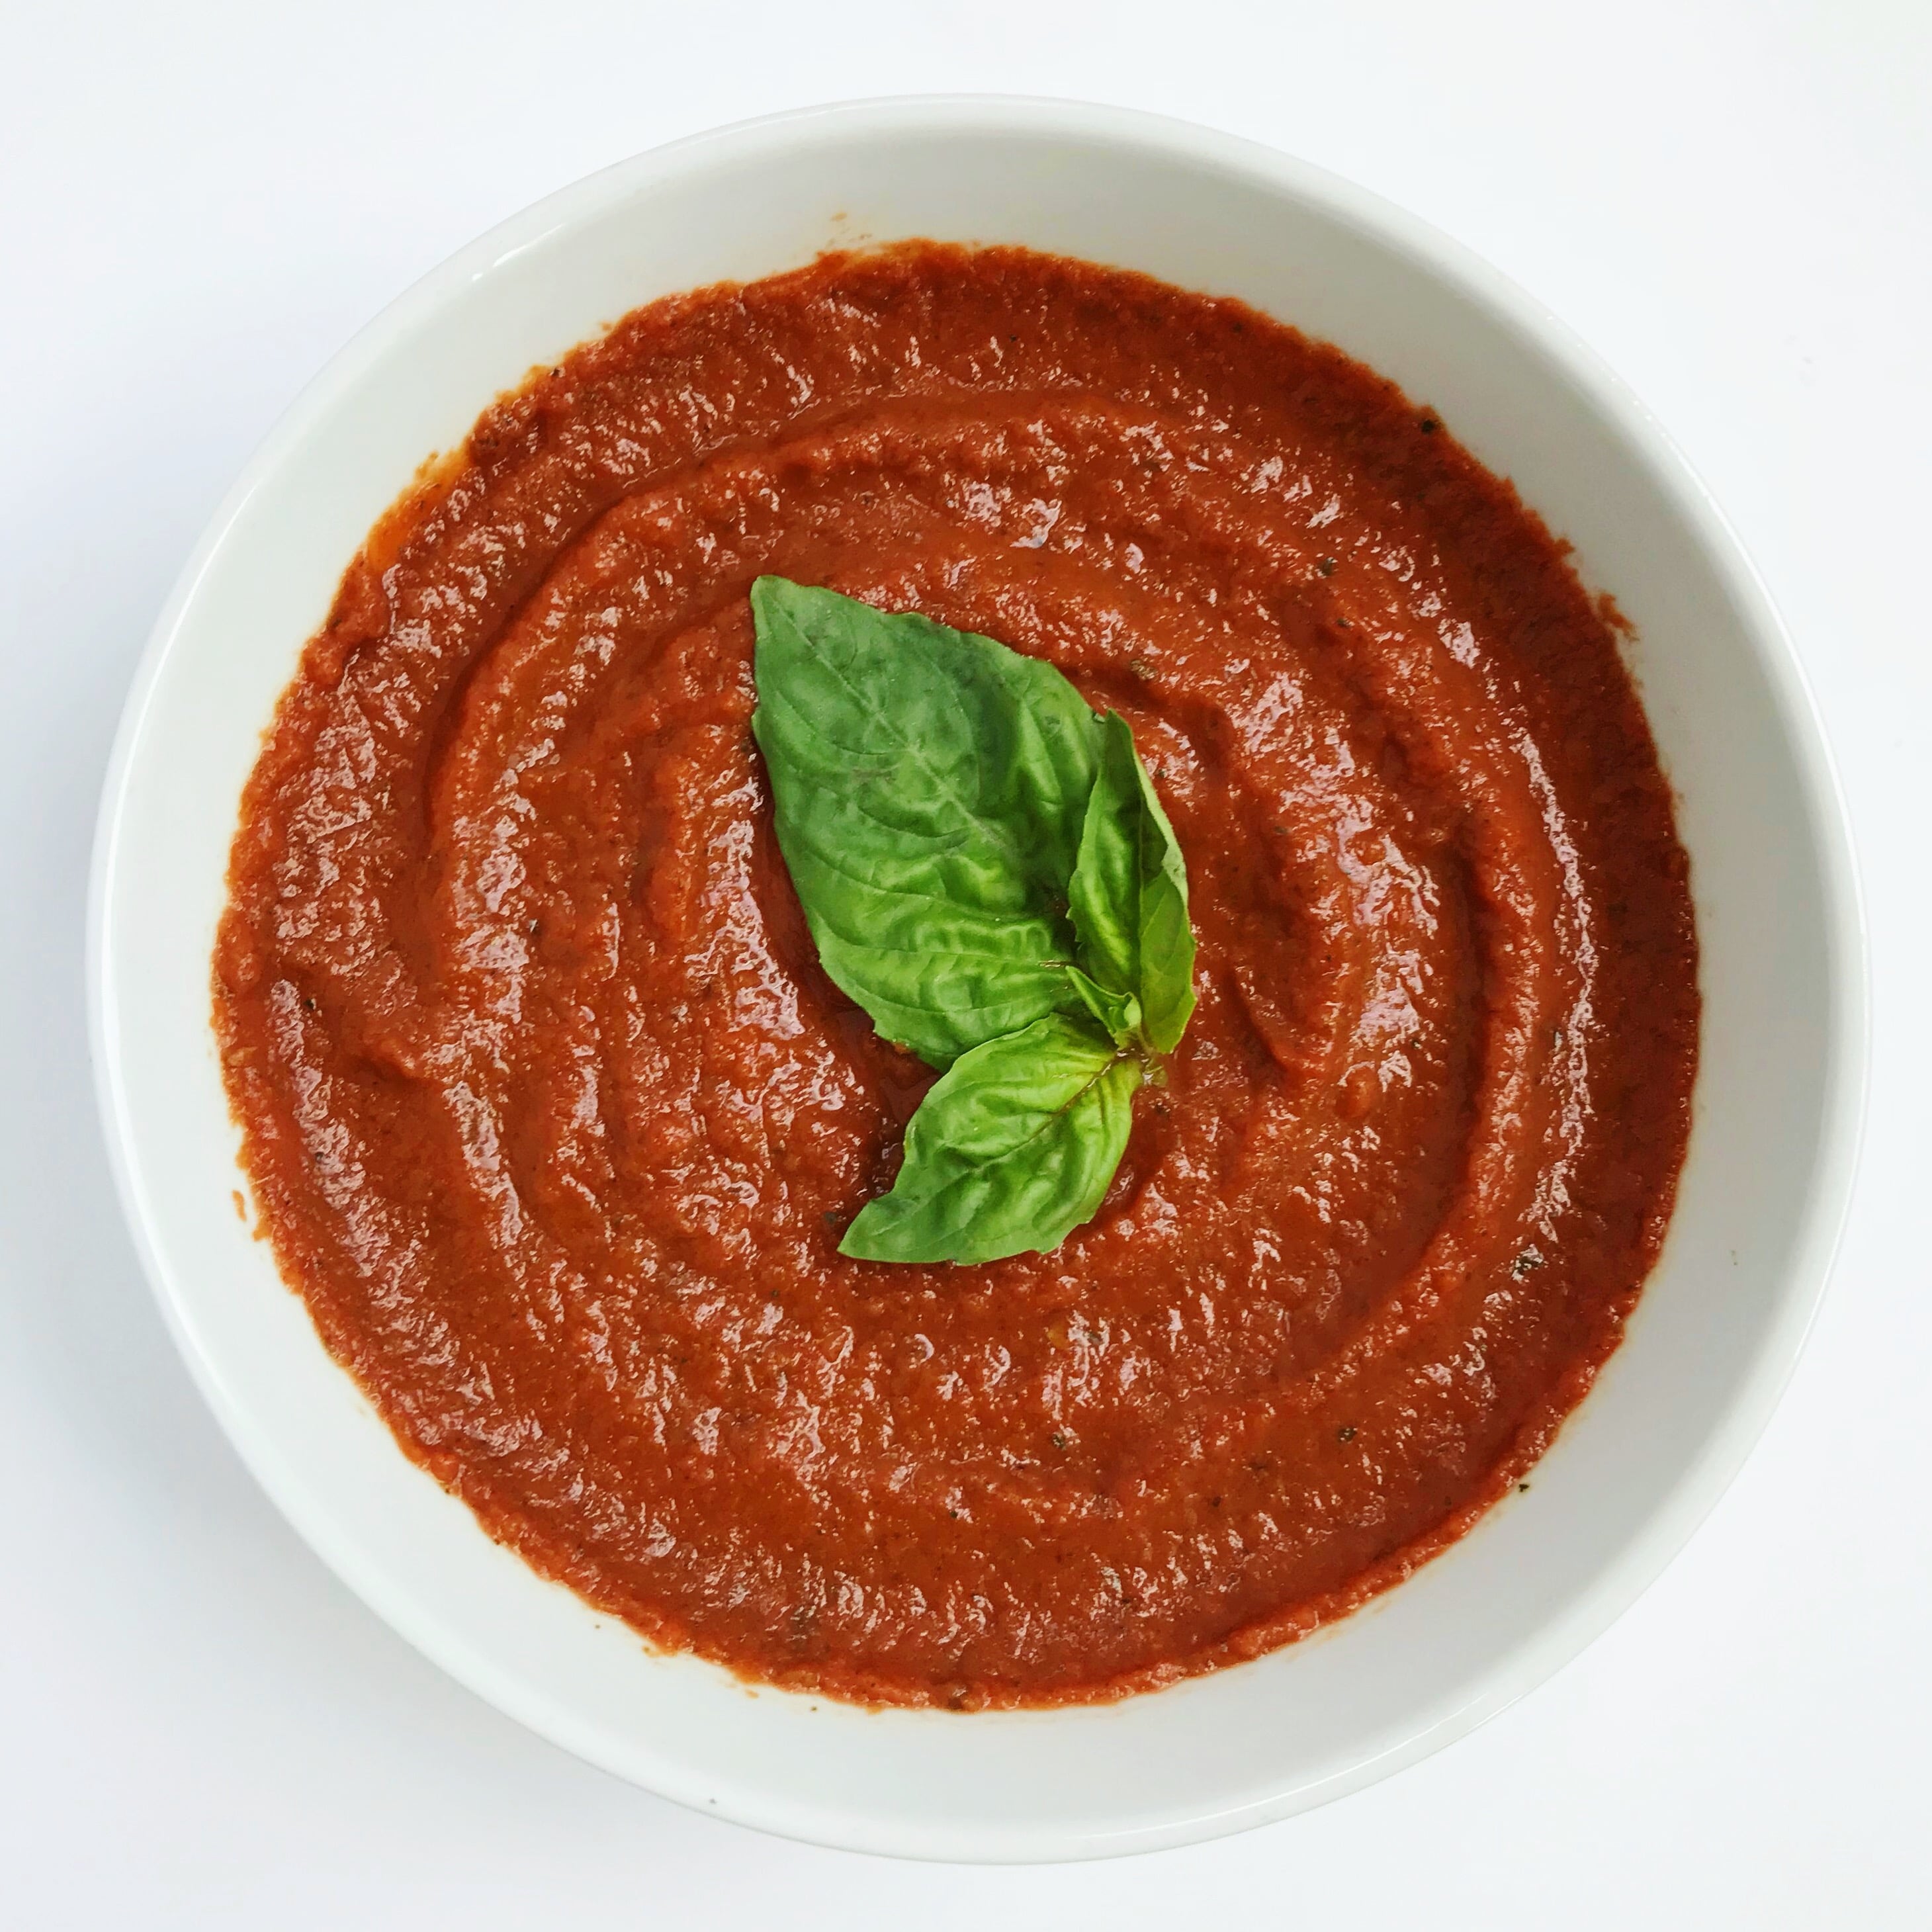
91,101,1862,1861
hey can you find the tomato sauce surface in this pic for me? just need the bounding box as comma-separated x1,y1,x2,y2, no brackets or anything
214,245,1698,1708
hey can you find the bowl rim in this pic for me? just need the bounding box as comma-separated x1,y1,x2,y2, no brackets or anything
88,93,1870,1861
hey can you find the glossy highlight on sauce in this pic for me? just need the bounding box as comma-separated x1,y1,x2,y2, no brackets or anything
214,245,1698,1708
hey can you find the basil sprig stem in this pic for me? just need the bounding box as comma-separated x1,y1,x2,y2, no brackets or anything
750,578,1195,1263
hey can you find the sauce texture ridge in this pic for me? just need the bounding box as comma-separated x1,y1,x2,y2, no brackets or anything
214,244,1698,1709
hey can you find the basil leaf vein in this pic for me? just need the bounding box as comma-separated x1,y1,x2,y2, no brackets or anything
838,1015,1141,1264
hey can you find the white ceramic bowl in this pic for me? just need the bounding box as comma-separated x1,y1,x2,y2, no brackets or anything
90,98,1865,1861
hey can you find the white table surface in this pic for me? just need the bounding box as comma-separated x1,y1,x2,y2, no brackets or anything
6,2,1927,1923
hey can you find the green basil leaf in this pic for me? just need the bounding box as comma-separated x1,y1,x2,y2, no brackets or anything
750,578,1102,1068
1068,711,1197,1055
840,1015,1140,1264
1064,965,1142,1043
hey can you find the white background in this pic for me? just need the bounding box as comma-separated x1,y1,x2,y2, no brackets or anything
4,1,1927,1923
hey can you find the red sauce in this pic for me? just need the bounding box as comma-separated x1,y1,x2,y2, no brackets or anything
214,244,1697,1708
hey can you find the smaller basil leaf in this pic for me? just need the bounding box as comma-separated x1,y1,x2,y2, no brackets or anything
1063,965,1142,1045
839,1015,1140,1264
1068,711,1196,1057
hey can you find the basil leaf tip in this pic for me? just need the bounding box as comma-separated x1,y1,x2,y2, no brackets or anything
750,578,1195,1264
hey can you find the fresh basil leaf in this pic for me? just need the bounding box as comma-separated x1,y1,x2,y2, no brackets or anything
750,578,1103,1068
1068,711,1196,1055
840,1015,1140,1264
751,586,1194,1265
1064,965,1142,1044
